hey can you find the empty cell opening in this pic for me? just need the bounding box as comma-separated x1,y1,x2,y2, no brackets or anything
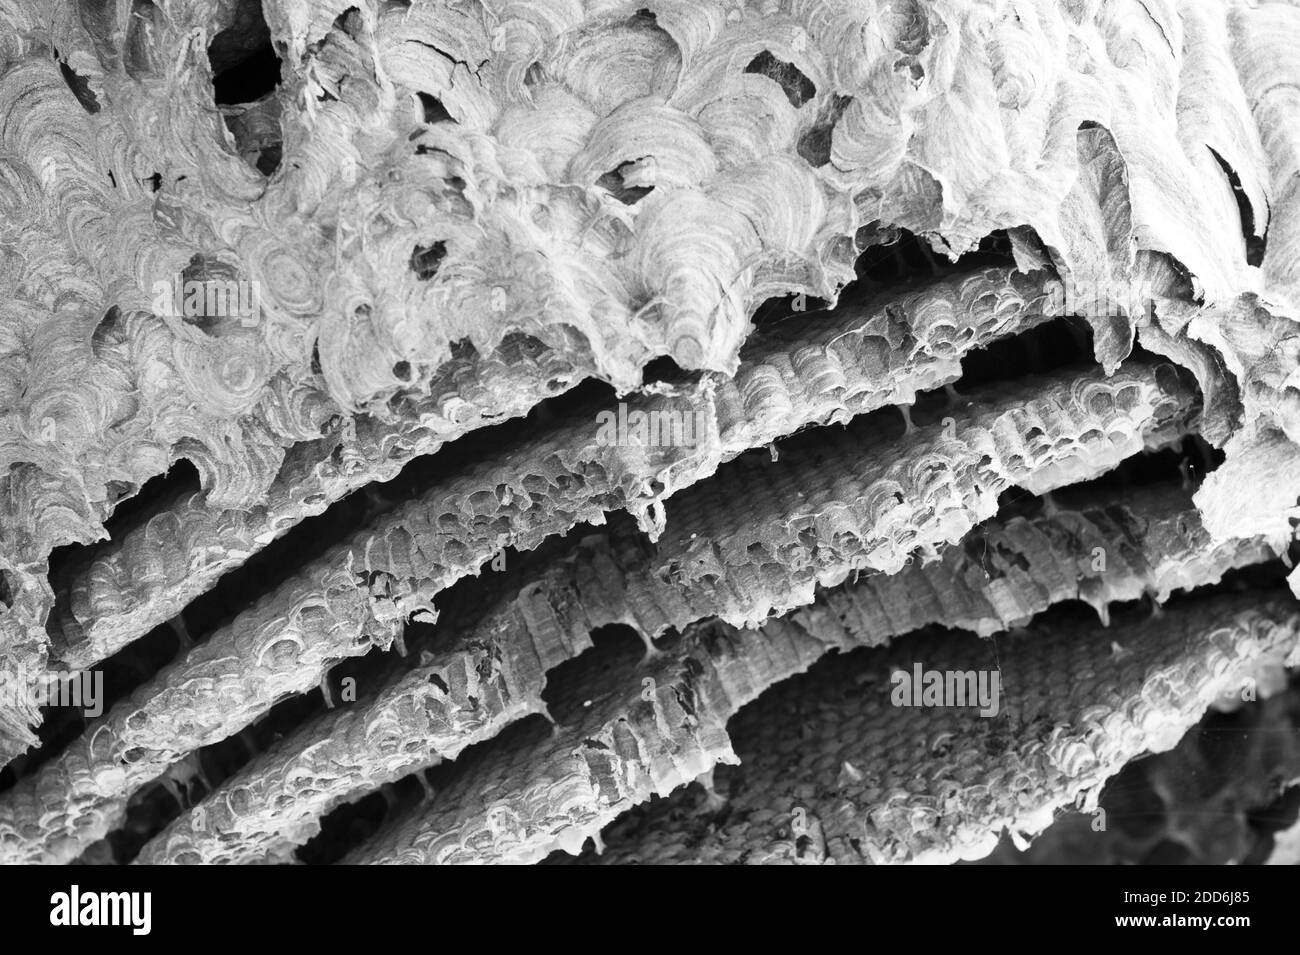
417,92,454,124
796,94,852,167
208,0,284,174
409,240,446,280
208,0,281,105
640,354,693,386
832,227,1017,312
541,623,648,725
960,315,1094,388
744,50,816,108
745,227,1017,340
596,160,655,205
748,291,831,330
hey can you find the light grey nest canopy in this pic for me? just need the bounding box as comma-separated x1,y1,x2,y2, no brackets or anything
1,0,1300,865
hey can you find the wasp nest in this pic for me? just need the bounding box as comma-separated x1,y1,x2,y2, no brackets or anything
2,0,1300,865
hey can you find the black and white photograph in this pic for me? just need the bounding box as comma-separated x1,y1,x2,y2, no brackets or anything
0,0,1296,906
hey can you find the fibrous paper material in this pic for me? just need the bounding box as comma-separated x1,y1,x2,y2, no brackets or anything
4,0,1300,865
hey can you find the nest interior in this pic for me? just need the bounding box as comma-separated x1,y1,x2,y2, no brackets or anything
2,0,1300,864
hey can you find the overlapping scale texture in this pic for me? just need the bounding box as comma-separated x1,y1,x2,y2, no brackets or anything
3,0,1300,866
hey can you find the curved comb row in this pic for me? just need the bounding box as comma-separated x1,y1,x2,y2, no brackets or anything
2,0,1300,866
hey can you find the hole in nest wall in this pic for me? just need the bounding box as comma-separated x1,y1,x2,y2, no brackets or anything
960,315,1094,388
596,161,654,205
55,53,100,114
744,50,816,108
640,355,693,386
208,0,284,175
748,292,831,330
1208,147,1267,269
417,92,454,124
797,94,852,167
833,227,1016,308
91,306,122,358
102,458,204,540
409,240,446,280
541,624,646,724
208,0,282,105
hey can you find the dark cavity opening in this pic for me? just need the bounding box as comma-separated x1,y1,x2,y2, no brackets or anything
172,254,251,332
641,355,693,386
744,50,816,108
1208,147,1267,268
797,94,852,167
45,458,203,655
103,458,204,542
596,160,654,205
409,240,446,281
55,54,101,114
208,0,282,105
541,623,647,725
208,0,284,174
417,92,454,124
960,315,1094,388
748,291,831,331
833,227,1017,310
91,305,122,359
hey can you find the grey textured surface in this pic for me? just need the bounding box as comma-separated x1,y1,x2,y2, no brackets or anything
3,0,1300,865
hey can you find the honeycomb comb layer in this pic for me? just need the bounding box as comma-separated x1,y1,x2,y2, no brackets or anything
572,590,1300,865
50,266,1055,672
